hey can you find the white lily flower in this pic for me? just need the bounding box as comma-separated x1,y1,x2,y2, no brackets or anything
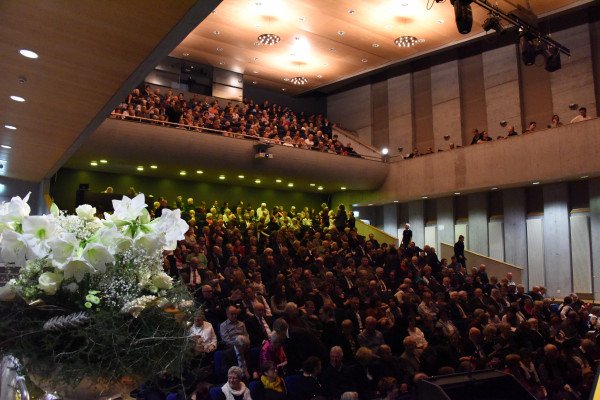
95,225,132,253
38,271,63,295
75,204,97,220
60,258,93,282
48,232,80,265
0,279,17,301
152,208,188,250
111,194,147,221
0,230,28,265
21,215,57,258
134,232,165,254
82,243,114,273
0,192,31,222
63,282,79,293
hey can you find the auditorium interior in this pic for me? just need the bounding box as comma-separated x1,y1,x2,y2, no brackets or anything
1,0,600,398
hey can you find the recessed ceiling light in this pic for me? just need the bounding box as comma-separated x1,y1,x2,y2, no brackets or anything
182,52,190,57
338,30,345,36
252,81,257,84
90,161,98,166
19,49,39,59
180,171,187,175
329,48,336,52
196,170,203,174
4,125,17,130
436,19,445,24
491,187,498,191
282,88,286,91
310,183,316,186
348,9,355,14
99,159,107,163
361,58,368,63
10,96,25,102
288,183,294,187
393,200,399,203
238,175,245,179
317,75,323,78
150,165,158,169
532,181,540,185
422,196,428,199
372,43,380,48
283,77,290,81
217,47,223,52
253,57,259,61
580,175,588,179
276,179,282,183
137,166,144,171
219,175,226,180
454,192,461,195
213,30,220,35
255,179,261,184
219,61,225,65
341,186,347,190
253,70,259,74
317,186,324,191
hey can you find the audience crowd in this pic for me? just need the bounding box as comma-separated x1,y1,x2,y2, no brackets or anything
128,195,600,400
110,85,360,157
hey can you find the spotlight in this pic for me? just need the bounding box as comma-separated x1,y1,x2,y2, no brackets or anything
520,33,542,66
482,13,504,34
499,120,507,127
544,46,561,72
451,0,473,34
381,148,389,155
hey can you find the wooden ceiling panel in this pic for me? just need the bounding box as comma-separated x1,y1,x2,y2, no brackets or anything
173,0,586,95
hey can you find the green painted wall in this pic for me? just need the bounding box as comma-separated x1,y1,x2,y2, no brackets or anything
50,168,329,212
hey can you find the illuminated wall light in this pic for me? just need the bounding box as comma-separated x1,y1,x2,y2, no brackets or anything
341,187,347,190
219,175,226,180
276,179,282,183
491,187,498,191
19,49,39,59
99,159,107,164
1,145,11,149
4,125,17,130
310,183,316,186
422,196,428,199
90,161,98,166
454,192,461,195
255,179,261,184
238,175,245,179
288,183,294,187
10,95,25,102
393,201,399,203
137,166,144,171
180,171,187,175
196,170,203,174
532,181,540,185
150,165,158,169
317,186,324,190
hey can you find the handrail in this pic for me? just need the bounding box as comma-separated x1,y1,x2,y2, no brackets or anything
332,125,382,154
109,113,384,162
440,242,523,270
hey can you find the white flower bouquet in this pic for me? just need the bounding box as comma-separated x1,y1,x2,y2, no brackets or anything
0,193,195,391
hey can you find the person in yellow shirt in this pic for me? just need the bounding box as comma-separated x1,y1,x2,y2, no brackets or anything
260,361,286,400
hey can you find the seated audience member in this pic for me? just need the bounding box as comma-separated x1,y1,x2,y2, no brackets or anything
216,366,252,400
189,310,217,356
220,306,249,348
259,361,286,400
522,121,537,134
470,129,482,144
378,377,400,400
550,114,563,128
477,130,492,143
221,335,258,381
321,346,354,399
289,356,324,400
571,107,591,123
259,332,287,373
506,125,518,137
358,316,385,351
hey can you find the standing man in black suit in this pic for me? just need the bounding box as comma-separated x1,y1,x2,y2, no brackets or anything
454,235,466,268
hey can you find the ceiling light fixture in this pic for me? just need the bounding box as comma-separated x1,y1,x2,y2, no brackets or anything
150,165,158,169
276,179,282,183
238,175,245,179
99,159,107,163
253,57,259,61
283,77,290,81
290,76,308,85
317,186,324,190
217,47,223,52
196,170,203,174
482,13,504,33
257,33,281,45
452,0,473,34
19,49,39,59
454,192,461,195
394,200,399,203
180,171,187,176
4,125,17,130
182,52,190,57
90,161,98,166
219,175,226,180
213,30,220,35
348,9,355,14
255,179,261,184
491,187,498,191
10,95,25,102
317,75,323,78
372,43,380,48
361,58,368,63
288,183,294,187
338,30,345,36
394,36,419,47
341,187,347,190
532,181,540,185
581,175,589,179
252,81,257,84
310,183,316,187
422,196,428,199
137,166,144,171
219,61,225,65
381,148,389,155
281,88,286,91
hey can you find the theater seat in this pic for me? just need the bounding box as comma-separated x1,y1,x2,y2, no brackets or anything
213,350,225,382
249,380,265,400
209,386,222,400
283,374,304,398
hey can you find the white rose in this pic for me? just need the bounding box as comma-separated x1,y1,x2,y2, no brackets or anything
0,279,17,301
75,204,96,220
38,271,64,295
151,272,173,290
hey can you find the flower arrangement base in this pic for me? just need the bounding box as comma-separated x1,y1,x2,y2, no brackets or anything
27,371,138,400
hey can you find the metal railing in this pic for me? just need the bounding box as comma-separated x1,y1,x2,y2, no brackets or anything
0,356,30,400
108,113,384,162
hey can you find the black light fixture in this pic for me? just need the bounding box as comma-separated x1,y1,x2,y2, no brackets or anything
520,33,542,66
544,46,561,72
482,13,504,34
450,0,473,34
